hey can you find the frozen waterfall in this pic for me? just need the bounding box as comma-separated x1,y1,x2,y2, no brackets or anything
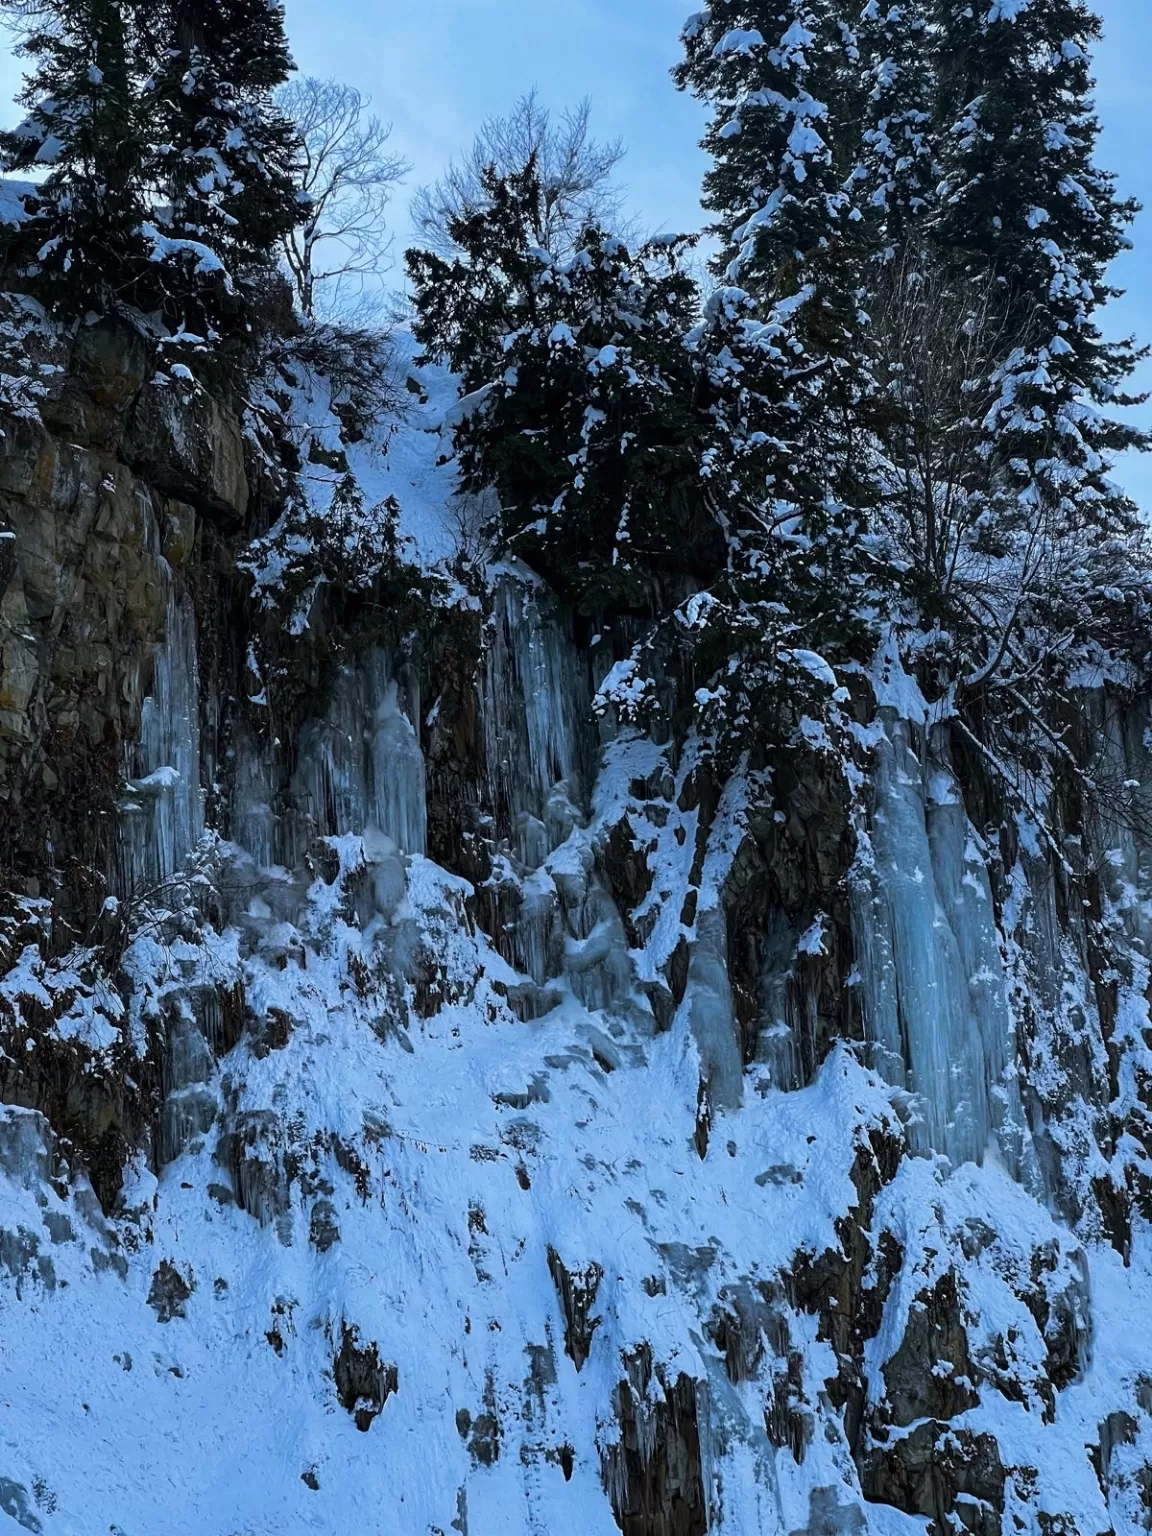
483,570,592,866
120,576,204,894
291,650,427,859
853,714,1031,1175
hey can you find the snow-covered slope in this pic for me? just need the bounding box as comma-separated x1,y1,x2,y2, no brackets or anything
0,340,1151,1536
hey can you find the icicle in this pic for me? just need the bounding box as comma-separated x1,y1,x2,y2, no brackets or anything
754,912,808,1091
291,650,427,859
853,715,1019,1169
120,575,203,894
231,726,277,868
1091,692,1152,946
683,906,744,1113
925,742,1037,1184
370,679,427,857
483,572,592,863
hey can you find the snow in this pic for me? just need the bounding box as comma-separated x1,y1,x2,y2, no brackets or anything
713,28,765,57
0,179,34,228
342,334,465,570
0,224,1150,1536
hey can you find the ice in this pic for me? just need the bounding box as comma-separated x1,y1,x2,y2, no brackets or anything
230,726,278,870
370,678,428,857
120,574,204,894
684,905,745,1112
290,650,427,860
483,569,592,864
853,714,1029,1171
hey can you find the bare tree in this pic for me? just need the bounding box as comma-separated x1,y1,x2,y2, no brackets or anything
410,89,628,260
277,76,408,321
869,250,1152,846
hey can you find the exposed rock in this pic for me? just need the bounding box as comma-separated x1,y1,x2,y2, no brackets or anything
878,1271,979,1428
221,1110,292,1229
861,1423,1005,1536
455,1404,502,1468
309,1200,340,1253
334,1324,398,1431
601,1344,709,1536
147,1260,192,1323
547,1246,603,1372
789,1486,867,1536
124,380,248,524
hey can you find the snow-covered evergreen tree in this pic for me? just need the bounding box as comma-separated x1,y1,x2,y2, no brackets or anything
675,1,885,660
891,0,1152,753
932,0,1146,536
675,0,856,296
410,162,715,612
855,0,937,252
137,0,300,350
0,0,147,311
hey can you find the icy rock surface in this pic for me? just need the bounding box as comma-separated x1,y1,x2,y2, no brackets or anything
119,551,204,893
2,354,1152,1536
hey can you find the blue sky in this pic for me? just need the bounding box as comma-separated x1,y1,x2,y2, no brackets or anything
0,0,1149,495
282,0,1152,500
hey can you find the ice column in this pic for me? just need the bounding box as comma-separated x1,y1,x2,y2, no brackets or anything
853,715,1025,1170
483,571,591,865
121,578,204,892
370,678,427,857
231,727,278,869
293,650,426,857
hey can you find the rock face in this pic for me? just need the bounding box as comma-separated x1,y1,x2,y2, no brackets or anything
0,313,247,921
0,328,1149,1536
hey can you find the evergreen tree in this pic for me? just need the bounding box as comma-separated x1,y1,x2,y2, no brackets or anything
911,0,1152,730
0,0,148,312
932,0,1146,532
675,0,857,296
137,0,300,348
855,0,938,253
675,1,884,655
411,164,877,762
410,163,716,611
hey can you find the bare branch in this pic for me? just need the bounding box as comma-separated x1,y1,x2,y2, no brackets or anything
409,88,629,260
276,75,409,321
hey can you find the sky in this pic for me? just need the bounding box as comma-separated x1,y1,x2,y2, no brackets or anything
0,0,1150,496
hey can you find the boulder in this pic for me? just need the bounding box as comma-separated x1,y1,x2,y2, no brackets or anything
125,380,248,524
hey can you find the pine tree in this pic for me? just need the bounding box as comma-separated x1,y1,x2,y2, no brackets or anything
410,162,877,761
933,0,1146,523
921,0,1151,716
591,283,873,767
410,163,716,611
0,0,148,312
675,0,884,655
855,0,938,253
137,0,300,348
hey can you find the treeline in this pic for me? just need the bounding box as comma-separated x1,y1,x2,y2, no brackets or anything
408,0,1152,791
0,0,1149,802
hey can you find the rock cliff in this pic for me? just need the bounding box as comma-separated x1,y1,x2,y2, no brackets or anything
0,322,1148,1536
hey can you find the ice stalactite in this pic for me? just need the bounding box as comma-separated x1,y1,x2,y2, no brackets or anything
290,650,426,860
370,678,427,858
853,714,1031,1175
474,572,648,1025
483,570,592,867
120,573,204,894
230,725,278,871
685,906,745,1113
1090,693,1152,945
